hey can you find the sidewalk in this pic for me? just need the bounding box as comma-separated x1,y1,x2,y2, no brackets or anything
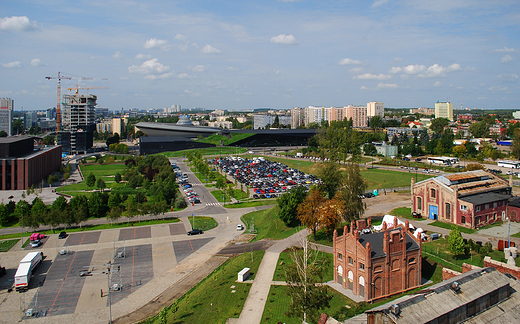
233,229,309,324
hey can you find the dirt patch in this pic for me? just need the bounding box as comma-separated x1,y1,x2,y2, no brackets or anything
363,191,410,217
232,234,256,243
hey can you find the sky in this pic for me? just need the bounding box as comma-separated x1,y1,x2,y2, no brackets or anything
0,0,519,112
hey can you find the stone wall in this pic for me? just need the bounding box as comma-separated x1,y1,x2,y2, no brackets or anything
483,256,520,280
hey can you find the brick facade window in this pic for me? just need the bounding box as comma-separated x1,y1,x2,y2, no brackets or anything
417,197,422,210
338,253,343,261
445,203,451,220
348,257,353,265
460,205,467,211
430,188,436,198
409,257,416,264
359,262,365,270
461,216,466,224
485,204,489,210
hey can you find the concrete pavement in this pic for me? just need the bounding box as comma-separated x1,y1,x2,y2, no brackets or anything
234,229,309,324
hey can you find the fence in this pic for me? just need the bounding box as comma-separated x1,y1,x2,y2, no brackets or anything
422,244,486,271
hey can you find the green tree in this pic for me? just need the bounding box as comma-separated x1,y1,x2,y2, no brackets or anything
430,118,450,134
317,162,342,199
277,186,307,226
96,178,106,192
114,172,122,183
337,163,367,223
70,195,90,226
369,115,383,130
468,120,488,138
86,172,96,188
511,128,520,160
14,200,31,229
285,239,332,323
0,130,7,137
448,226,466,255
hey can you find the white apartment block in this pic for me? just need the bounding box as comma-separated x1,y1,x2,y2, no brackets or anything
291,107,305,129
208,120,233,129
435,101,453,121
304,106,326,125
367,101,384,117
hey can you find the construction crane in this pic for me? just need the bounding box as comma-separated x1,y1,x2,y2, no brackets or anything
45,72,107,132
67,84,109,94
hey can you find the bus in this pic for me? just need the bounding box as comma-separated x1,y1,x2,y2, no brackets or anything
427,156,459,166
497,160,520,169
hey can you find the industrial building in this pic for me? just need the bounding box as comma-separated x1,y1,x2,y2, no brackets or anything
0,137,62,190
333,218,422,302
411,170,512,229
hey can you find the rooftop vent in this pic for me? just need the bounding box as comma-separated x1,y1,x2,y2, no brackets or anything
451,281,461,293
390,304,400,316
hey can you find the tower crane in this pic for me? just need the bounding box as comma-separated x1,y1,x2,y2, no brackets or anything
67,84,109,94
45,72,108,132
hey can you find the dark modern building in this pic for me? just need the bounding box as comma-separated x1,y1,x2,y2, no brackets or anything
0,137,62,190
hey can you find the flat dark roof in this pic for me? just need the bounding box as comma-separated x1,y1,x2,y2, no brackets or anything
358,231,420,259
459,192,511,205
0,136,33,144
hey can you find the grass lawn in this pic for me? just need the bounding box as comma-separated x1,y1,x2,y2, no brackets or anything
241,206,302,241
0,218,180,241
161,147,248,158
189,216,219,231
361,168,433,190
56,163,128,196
0,238,19,252
211,190,232,203
145,250,265,324
228,188,249,200
224,200,276,209
421,237,520,268
196,133,256,146
428,221,475,234
261,285,358,324
273,250,334,282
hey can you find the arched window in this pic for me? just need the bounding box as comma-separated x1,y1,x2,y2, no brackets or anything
338,265,343,276
409,257,416,264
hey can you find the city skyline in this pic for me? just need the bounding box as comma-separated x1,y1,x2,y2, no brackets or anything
0,1,518,111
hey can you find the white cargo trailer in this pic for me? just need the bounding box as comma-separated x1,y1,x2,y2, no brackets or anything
14,251,43,291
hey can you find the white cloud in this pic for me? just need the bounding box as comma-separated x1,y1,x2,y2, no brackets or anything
113,51,122,59
389,67,402,74
496,74,518,82
378,83,398,89
128,58,169,74
2,61,21,68
227,67,239,72
494,47,516,53
371,0,388,8
502,55,513,63
0,16,37,32
201,44,221,54
30,58,42,67
447,63,462,71
434,81,442,87
360,86,369,90
422,63,446,77
192,65,208,72
270,34,297,45
145,72,173,80
177,73,191,79
355,73,392,80
391,57,404,63
339,58,362,65
143,38,169,50
174,34,187,41
135,53,152,60
489,86,508,91
349,67,363,74
403,64,426,74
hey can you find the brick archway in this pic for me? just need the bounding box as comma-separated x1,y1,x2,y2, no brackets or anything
407,267,416,289
373,276,382,299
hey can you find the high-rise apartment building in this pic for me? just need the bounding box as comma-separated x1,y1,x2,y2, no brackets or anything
327,107,345,124
0,98,13,136
435,101,453,121
304,106,326,125
60,93,97,153
112,117,124,136
344,105,368,128
367,101,384,117
291,107,305,129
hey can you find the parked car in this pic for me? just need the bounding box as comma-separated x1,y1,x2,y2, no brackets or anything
187,229,203,235
30,240,42,248
58,231,67,239
237,224,244,231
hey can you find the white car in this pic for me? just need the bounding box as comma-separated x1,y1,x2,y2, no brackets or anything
237,224,244,231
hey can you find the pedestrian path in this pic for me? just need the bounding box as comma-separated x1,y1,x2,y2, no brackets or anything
234,229,308,324
205,202,222,206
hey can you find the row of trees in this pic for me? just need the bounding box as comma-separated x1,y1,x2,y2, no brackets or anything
0,155,187,231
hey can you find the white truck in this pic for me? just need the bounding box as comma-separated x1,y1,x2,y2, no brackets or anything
14,251,43,291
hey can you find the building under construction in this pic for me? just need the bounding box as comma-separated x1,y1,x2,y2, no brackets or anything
57,93,97,154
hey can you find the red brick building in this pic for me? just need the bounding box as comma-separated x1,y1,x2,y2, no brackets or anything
0,137,62,190
333,218,422,302
411,170,512,229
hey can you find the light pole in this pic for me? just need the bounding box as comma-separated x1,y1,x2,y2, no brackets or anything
297,163,300,174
